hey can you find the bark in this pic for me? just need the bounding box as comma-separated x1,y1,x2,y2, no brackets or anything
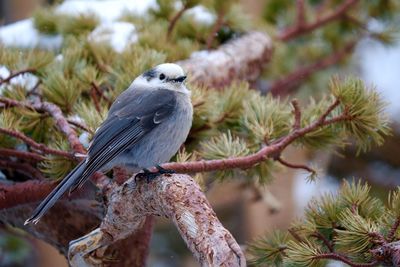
179,31,273,88
69,174,245,267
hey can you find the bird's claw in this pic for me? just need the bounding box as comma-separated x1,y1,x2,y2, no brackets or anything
134,166,175,183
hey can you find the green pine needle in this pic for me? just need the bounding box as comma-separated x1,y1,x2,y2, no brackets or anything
248,231,289,266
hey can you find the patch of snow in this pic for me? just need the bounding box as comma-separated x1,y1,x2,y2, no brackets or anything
56,0,157,22
0,66,10,79
0,19,62,50
88,22,137,53
186,6,215,25
79,132,91,148
0,65,39,93
356,38,400,120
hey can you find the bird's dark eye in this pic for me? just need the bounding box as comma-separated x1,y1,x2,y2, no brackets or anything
159,73,166,80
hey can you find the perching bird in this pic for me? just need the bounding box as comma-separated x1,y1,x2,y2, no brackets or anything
25,63,193,225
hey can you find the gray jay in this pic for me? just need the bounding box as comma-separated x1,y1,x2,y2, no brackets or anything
25,63,193,224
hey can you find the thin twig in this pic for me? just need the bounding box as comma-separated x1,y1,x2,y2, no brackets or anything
291,99,301,130
311,231,334,252
0,148,45,161
0,159,45,180
278,0,359,41
296,0,306,28
0,96,92,134
163,98,345,173
0,127,75,159
67,119,92,134
206,11,225,49
91,82,112,107
270,40,357,96
387,216,400,242
167,4,189,39
276,157,315,174
288,228,306,243
32,102,86,154
0,68,37,86
90,87,102,113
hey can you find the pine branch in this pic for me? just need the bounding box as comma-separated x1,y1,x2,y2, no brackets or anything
35,101,86,154
0,68,37,86
167,4,190,39
291,99,301,130
276,157,316,174
278,0,359,41
206,10,225,49
0,159,45,180
91,82,112,106
269,40,357,96
0,148,45,161
0,96,92,134
67,119,92,134
162,98,345,173
90,86,102,113
296,0,306,28
311,231,334,252
0,127,75,159
387,217,400,242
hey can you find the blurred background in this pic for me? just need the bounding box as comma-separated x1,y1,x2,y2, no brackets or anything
0,0,399,266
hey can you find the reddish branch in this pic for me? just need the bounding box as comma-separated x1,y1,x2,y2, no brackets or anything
91,82,112,107
90,86,102,113
0,97,346,211
270,40,357,96
296,0,306,28
162,99,345,173
206,10,225,49
67,119,92,133
291,99,301,130
0,68,37,86
36,101,86,154
276,157,315,174
0,127,74,159
167,4,190,39
278,0,359,41
311,231,334,252
0,159,45,180
0,180,56,209
0,148,44,161
387,217,400,242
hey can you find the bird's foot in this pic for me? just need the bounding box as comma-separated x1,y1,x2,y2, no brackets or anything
134,169,160,183
156,165,175,175
134,166,175,183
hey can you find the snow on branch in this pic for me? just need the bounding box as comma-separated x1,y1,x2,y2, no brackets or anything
179,31,273,88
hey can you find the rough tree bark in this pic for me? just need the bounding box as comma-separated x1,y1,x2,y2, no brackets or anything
69,174,246,267
0,31,273,266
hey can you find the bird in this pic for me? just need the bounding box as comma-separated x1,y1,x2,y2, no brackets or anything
25,63,193,225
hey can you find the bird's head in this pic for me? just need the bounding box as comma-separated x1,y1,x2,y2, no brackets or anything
134,63,189,94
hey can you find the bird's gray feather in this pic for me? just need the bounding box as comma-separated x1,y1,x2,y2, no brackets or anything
69,88,177,191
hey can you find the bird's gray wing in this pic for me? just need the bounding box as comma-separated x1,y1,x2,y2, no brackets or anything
69,88,177,192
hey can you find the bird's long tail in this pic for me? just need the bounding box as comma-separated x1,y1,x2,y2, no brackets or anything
24,161,87,225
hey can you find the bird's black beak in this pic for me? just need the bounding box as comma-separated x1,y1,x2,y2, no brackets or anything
172,75,187,83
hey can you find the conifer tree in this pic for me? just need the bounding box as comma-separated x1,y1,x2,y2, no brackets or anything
0,0,398,266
